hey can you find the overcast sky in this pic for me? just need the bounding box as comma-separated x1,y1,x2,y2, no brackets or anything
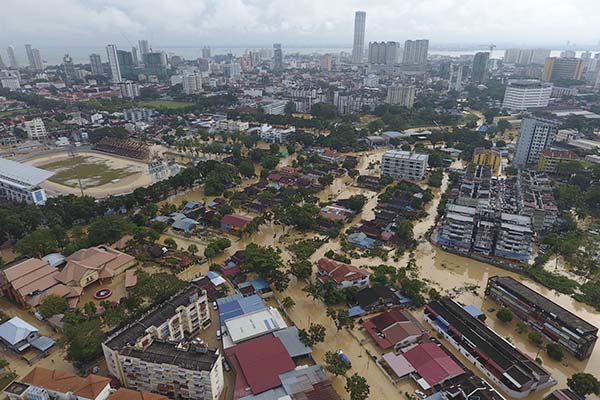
1,0,599,49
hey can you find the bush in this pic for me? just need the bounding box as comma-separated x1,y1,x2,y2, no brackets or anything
528,331,543,346
546,343,564,361
496,308,513,323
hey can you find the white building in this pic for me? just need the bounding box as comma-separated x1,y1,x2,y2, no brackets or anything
102,286,223,400
502,80,552,111
256,124,296,143
123,107,155,122
24,118,47,140
352,11,366,64
514,117,558,167
217,119,249,132
119,81,139,99
402,39,429,65
261,99,287,115
381,150,429,181
106,44,122,83
0,74,20,90
183,72,203,94
386,84,416,108
0,157,54,205
223,307,286,346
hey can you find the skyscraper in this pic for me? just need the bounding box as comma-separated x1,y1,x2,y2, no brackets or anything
117,50,136,80
6,46,18,68
131,46,139,66
449,64,464,91
514,117,559,167
0,55,5,70
106,44,122,82
25,44,35,69
201,46,211,59
472,52,490,83
63,54,76,84
273,43,283,72
352,11,366,64
138,40,150,55
25,44,43,70
89,53,104,76
182,73,203,95
402,39,429,65
368,41,400,65
385,84,416,108
542,57,584,82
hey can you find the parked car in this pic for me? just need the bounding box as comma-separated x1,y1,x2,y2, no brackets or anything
336,350,351,368
222,358,231,372
212,301,218,310
216,329,222,341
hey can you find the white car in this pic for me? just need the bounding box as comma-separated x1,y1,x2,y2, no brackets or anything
216,329,222,341
212,301,218,310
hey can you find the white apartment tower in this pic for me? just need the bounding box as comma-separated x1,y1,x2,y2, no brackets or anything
514,117,559,167
352,11,366,64
183,73,203,94
6,46,18,68
138,40,150,55
386,84,416,108
381,150,429,181
89,53,104,76
106,44,122,82
402,39,429,65
502,80,553,111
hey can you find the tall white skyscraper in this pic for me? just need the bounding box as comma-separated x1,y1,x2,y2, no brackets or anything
25,45,43,70
182,73,203,94
402,39,429,65
138,40,150,55
514,117,558,166
106,44,122,82
352,11,366,64
6,46,18,68
25,44,35,69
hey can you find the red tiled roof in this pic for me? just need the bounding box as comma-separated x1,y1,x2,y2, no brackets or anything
232,334,296,394
370,309,409,331
403,342,464,386
316,258,368,284
221,214,253,228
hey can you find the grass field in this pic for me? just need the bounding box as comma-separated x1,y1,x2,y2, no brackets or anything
40,156,138,188
137,100,192,109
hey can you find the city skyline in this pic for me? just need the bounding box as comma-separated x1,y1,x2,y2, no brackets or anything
1,0,599,49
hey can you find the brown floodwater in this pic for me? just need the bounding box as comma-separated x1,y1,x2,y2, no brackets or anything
158,150,600,398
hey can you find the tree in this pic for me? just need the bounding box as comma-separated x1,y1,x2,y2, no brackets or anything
395,220,414,242
241,244,290,291
345,373,370,400
567,373,600,396
187,244,199,254
496,307,513,323
345,195,367,212
284,101,296,115
324,351,349,376
238,159,255,177
64,318,104,364
15,228,58,257
87,215,134,246
281,296,296,310
290,260,313,280
497,119,511,133
83,301,97,318
546,343,564,361
299,323,327,347
164,238,177,250
528,331,543,346
327,308,355,331
39,295,68,319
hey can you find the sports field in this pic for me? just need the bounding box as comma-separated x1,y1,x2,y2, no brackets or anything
39,155,138,188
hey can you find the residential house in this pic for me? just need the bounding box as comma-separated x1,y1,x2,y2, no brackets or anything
0,317,55,353
220,214,253,234
363,309,424,350
316,258,370,289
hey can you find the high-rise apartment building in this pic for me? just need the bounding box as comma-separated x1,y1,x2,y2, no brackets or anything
542,57,584,82
89,53,104,76
119,81,140,99
201,46,211,59
368,41,400,65
62,54,76,84
448,64,464,91
102,286,223,400
25,44,35,69
502,80,553,111
6,46,18,68
381,150,428,181
352,11,366,63
472,52,490,83
24,45,43,71
402,39,429,65
273,43,283,71
322,54,333,71
0,55,5,70
106,44,122,82
183,73,203,94
117,50,136,80
385,84,416,108
504,48,550,65
514,117,558,167
131,46,139,66
138,39,150,55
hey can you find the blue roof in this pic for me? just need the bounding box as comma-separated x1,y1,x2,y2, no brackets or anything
348,305,365,317
172,218,199,232
185,201,201,209
382,130,403,138
463,304,484,318
250,278,270,291
217,294,267,325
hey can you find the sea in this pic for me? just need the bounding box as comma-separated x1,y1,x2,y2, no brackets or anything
4,45,598,66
